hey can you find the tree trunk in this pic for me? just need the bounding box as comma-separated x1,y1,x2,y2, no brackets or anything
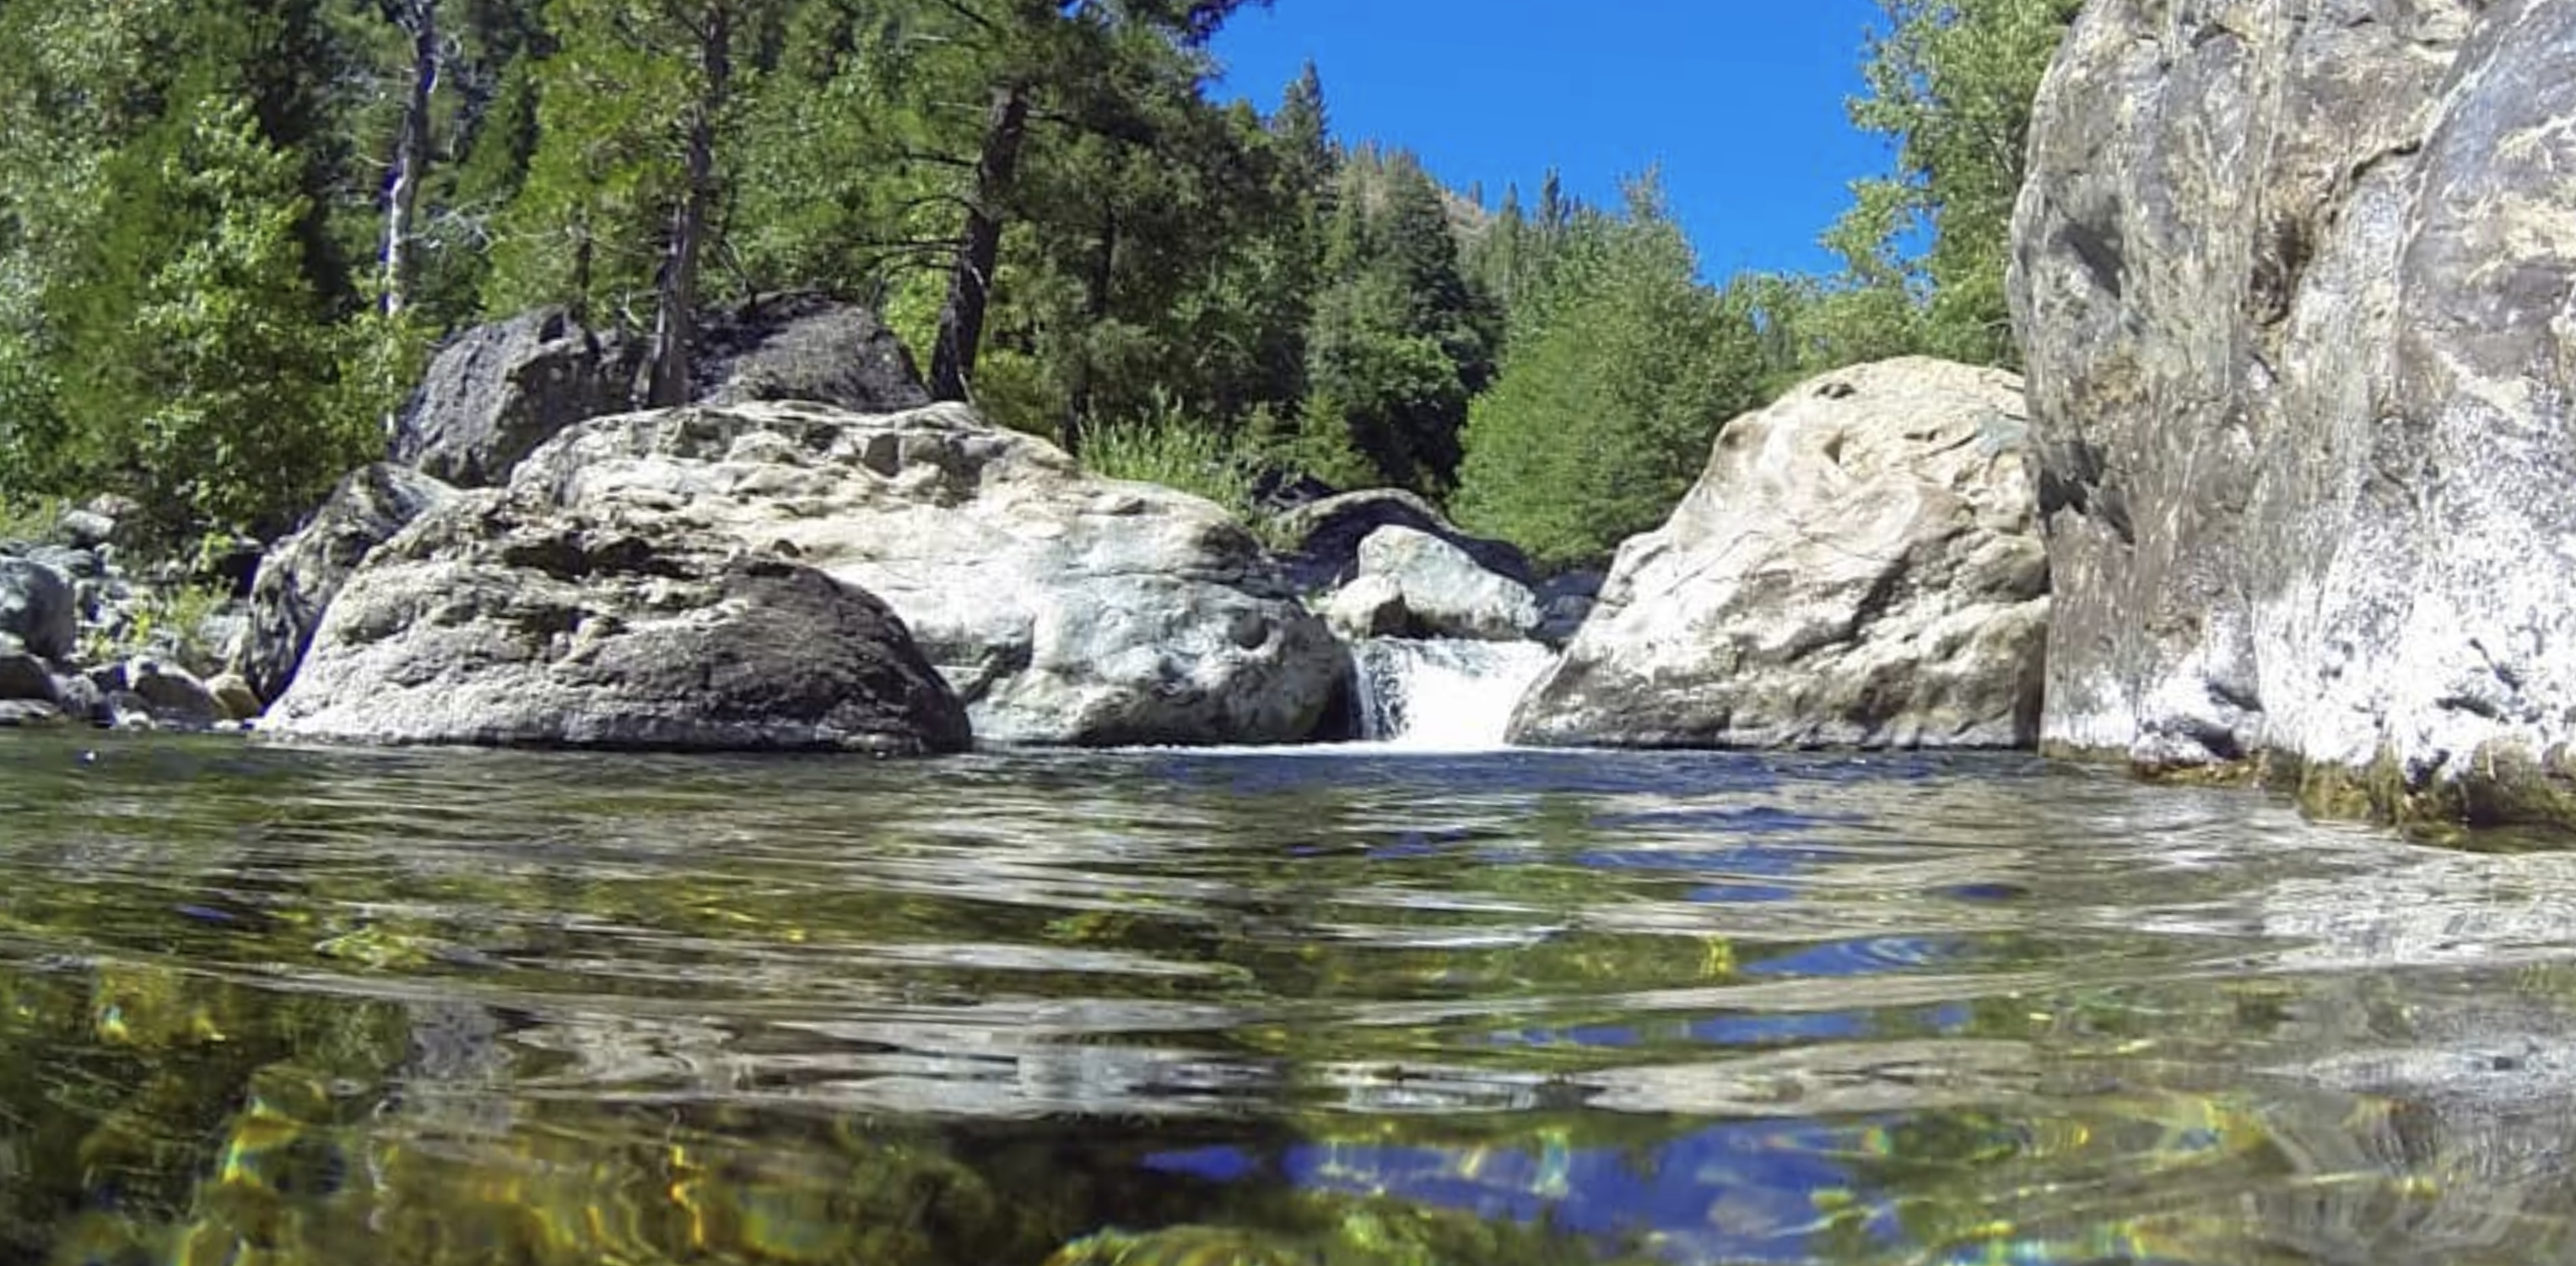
646,1,731,408
929,82,1032,404
381,0,439,322
1060,198,1116,455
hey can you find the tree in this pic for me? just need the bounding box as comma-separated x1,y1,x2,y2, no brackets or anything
1833,0,2080,368
914,0,1272,412
1294,149,1494,493
1452,177,1768,568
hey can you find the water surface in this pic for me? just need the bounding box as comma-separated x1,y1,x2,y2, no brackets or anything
3,733,2574,1264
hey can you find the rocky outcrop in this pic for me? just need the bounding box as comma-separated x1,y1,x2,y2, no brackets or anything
1342,526,1543,641
2010,0,2576,823
1510,358,2049,749
266,496,970,755
1271,488,1535,593
490,401,1345,746
693,295,933,414
237,463,454,705
392,307,637,489
393,300,933,493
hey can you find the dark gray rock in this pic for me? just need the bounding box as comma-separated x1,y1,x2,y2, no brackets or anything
267,494,971,755
0,635,57,702
393,307,638,489
1512,358,2048,749
0,557,75,662
1270,489,1535,594
238,463,456,706
2009,0,2576,821
694,295,933,414
124,657,218,730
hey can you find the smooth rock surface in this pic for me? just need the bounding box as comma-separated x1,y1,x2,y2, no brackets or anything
505,401,1346,746
2010,0,2576,822
1511,358,2049,749
267,496,970,755
1353,526,1544,641
238,463,456,705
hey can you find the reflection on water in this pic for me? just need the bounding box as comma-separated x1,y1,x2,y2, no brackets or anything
3,733,2576,1263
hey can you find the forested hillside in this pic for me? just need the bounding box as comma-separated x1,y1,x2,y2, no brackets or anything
0,0,2078,565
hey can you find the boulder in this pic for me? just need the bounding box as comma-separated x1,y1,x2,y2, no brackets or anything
1322,574,1410,641
121,658,218,731
1270,489,1535,593
206,672,262,724
694,295,934,414
0,557,75,662
266,495,970,755
392,307,637,488
238,463,455,706
1353,526,1544,641
0,634,57,702
510,400,1347,745
2010,0,2576,823
1511,358,2049,749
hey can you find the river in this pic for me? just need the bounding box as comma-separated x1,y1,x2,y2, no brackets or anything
3,729,2574,1264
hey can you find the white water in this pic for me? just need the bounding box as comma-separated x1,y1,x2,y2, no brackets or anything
1351,638,1558,751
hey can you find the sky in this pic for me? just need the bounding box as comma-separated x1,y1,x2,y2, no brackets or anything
1209,0,1895,280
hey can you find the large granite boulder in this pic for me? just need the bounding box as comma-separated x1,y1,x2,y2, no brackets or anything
392,307,637,489
267,495,969,755
2010,0,2576,823
1510,358,2049,749
236,463,455,705
1271,489,1536,593
505,400,1346,746
693,295,934,414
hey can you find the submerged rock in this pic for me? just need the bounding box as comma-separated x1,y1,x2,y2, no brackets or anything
1512,358,2049,749
267,495,970,755
2011,0,2576,824
236,463,455,706
505,400,1346,746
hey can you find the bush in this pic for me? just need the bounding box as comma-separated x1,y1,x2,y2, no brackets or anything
1080,394,1260,524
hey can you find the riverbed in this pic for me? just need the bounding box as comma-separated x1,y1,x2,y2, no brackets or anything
3,732,2573,1264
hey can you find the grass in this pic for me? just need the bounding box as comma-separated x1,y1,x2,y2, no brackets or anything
1080,395,1263,527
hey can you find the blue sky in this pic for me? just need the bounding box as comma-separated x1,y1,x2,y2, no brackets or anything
1209,0,1894,279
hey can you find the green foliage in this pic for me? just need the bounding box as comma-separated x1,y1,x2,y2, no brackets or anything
1452,177,1768,568
47,95,375,542
1292,149,1494,494
1080,392,1261,524
1795,0,2079,373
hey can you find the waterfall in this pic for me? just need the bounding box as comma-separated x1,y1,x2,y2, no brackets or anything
1350,639,1557,750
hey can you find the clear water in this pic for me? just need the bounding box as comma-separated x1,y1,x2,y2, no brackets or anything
3,731,2575,1265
